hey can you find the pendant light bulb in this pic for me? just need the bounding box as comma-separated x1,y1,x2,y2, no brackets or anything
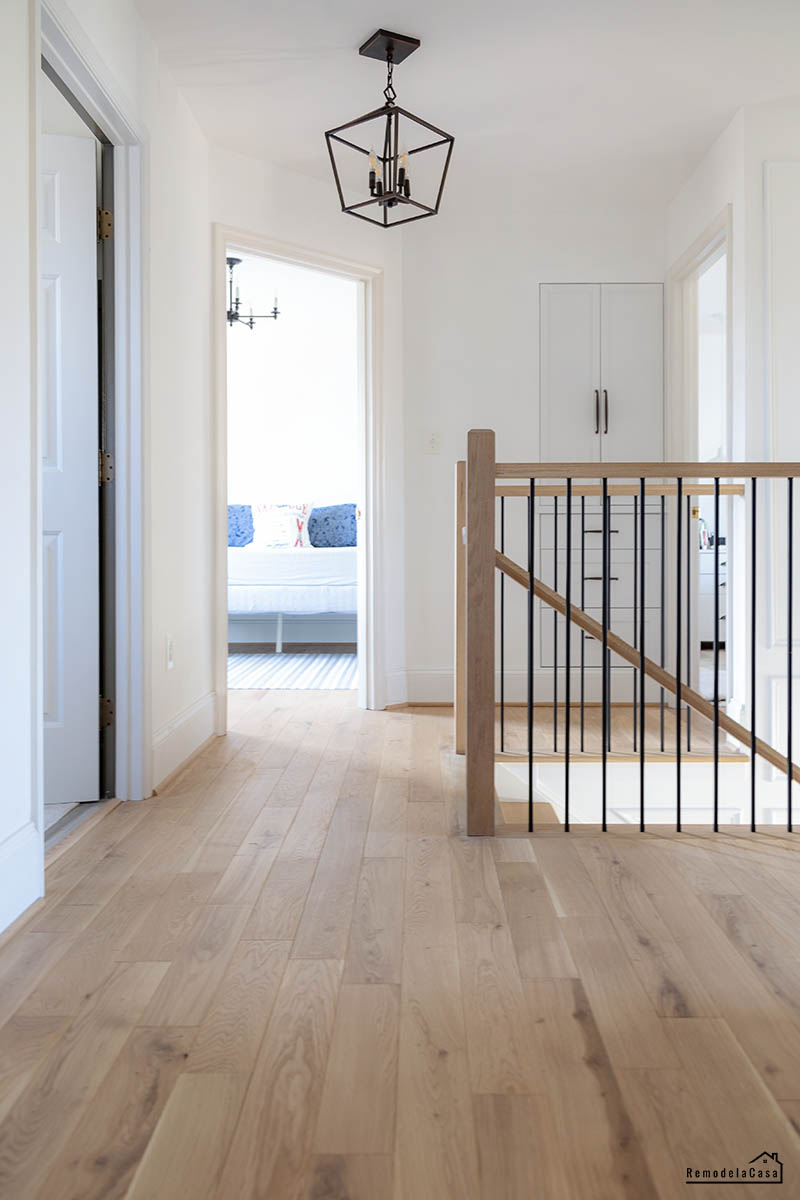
397,145,409,194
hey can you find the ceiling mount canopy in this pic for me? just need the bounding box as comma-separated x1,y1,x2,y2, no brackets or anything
324,29,454,229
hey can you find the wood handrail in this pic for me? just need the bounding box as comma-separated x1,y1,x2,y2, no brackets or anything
496,462,800,479
495,551,800,786
496,483,746,497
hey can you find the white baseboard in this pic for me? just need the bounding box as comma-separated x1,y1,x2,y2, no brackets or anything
384,670,409,708
0,821,44,934
152,691,216,790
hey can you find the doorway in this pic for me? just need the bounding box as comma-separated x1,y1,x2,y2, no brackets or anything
667,210,733,704
695,252,728,698
39,64,114,836
214,228,381,727
225,252,361,692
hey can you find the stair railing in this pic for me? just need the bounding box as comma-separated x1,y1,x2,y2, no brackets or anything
456,428,800,836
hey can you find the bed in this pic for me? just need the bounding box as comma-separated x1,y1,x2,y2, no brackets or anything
227,544,358,651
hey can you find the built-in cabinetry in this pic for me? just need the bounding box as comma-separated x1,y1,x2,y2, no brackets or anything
540,283,663,463
538,283,664,686
698,547,726,646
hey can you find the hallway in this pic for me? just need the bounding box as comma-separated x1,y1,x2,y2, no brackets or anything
1,692,800,1197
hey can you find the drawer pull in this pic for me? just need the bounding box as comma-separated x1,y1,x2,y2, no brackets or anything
584,529,619,534
584,575,619,582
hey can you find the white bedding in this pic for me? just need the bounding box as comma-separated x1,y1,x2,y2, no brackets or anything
228,546,357,615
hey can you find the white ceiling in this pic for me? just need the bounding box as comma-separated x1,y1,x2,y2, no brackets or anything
134,0,800,197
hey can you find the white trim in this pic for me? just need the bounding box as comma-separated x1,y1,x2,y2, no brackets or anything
212,225,384,731
152,691,216,788
40,3,148,799
665,206,732,462
0,822,44,933
665,207,734,705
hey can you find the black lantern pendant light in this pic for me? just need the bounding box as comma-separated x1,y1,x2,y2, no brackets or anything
325,30,454,229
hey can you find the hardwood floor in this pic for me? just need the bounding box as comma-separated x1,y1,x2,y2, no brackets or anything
1,690,800,1198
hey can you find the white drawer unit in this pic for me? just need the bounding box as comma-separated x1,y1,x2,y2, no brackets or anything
539,606,662,669
536,500,664,671
698,546,726,644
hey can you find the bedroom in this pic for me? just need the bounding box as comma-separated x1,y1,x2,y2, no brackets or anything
226,251,362,691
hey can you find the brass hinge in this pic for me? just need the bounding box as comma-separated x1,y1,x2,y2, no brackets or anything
99,696,114,730
97,208,113,241
98,450,114,485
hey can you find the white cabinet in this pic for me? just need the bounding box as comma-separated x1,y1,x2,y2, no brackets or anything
540,283,663,464
698,547,727,645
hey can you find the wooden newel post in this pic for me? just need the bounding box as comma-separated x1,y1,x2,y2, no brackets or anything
466,429,495,835
454,460,466,754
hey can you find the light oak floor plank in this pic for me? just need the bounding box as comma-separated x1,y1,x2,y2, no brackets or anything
0,696,798,1199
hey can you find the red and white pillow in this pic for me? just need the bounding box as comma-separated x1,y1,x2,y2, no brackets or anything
251,503,312,548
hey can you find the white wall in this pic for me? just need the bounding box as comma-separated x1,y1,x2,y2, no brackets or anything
0,0,217,930
402,161,667,700
227,255,359,507
0,0,42,929
210,147,407,706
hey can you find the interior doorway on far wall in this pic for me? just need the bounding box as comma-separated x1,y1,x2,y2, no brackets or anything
225,251,363,695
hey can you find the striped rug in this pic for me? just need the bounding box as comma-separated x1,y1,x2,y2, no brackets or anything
227,652,358,690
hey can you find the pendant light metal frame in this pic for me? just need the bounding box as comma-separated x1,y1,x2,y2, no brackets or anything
325,30,455,229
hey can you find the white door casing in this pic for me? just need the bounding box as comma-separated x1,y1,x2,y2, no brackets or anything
41,133,99,805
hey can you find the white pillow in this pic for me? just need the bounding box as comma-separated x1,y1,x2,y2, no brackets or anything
251,503,312,548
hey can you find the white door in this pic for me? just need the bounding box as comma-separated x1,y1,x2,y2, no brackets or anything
600,283,663,462
540,284,602,463
41,134,100,805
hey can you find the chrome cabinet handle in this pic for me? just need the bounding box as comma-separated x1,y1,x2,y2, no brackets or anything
594,389,600,434
603,389,609,434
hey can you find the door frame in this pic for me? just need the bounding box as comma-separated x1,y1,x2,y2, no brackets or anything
212,224,383,729
666,206,734,704
40,5,148,802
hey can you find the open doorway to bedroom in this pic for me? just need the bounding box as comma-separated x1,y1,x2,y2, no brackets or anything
225,251,361,692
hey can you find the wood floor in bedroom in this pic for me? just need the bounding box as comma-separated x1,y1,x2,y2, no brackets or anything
1,691,800,1198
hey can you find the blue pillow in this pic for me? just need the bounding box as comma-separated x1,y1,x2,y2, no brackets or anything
228,504,253,547
308,503,357,548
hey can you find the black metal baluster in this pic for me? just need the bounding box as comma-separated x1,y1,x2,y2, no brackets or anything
676,479,683,832
565,479,572,831
553,503,558,753
580,495,585,753
606,493,613,753
602,477,609,831
633,492,638,753
751,479,757,832
660,494,666,752
528,481,535,834
640,478,646,831
500,496,505,753
788,477,794,833
686,493,692,752
713,478,720,832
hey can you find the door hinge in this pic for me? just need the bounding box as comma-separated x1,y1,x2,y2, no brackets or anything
98,450,114,485
97,208,113,241
99,696,114,730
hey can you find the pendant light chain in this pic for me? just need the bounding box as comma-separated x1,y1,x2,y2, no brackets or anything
383,50,397,106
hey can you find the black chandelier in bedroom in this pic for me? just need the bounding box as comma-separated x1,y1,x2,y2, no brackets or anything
324,29,454,229
226,257,280,329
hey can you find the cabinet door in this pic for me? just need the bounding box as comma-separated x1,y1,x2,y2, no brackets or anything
600,283,663,463
540,284,601,463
